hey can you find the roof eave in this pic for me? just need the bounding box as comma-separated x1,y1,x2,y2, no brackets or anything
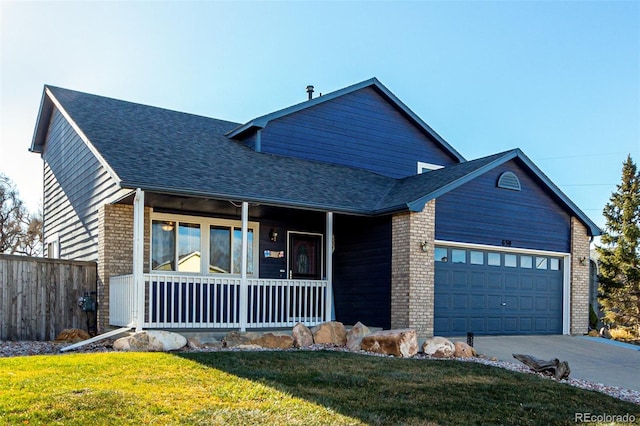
29,86,55,154
119,182,378,216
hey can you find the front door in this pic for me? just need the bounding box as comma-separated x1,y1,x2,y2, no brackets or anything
288,232,323,280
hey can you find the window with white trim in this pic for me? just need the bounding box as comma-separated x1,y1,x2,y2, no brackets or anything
151,213,259,275
417,161,444,174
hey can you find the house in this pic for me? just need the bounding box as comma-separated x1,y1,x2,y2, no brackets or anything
29,78,600,338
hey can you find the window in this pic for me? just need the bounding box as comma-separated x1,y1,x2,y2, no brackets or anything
488,252,501,266
451,249,466,263
45,233,60,258
151,214,258,275
470,251,484,265
417,161,444,174
550,258,560,271
434,247,448,262
504,254,517,268
536,257,548,270
520,256,533,269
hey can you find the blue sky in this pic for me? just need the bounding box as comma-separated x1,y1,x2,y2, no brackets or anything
1,1,638,234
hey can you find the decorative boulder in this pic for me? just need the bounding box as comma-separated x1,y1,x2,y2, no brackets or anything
252,333,294,349
292,323,314,348
422,336,455,358
346,321,371,352
454,341,476,358
113,330,187,352
55,328,91,343
223,331,261,348
360,329,418,358
311,321,347,345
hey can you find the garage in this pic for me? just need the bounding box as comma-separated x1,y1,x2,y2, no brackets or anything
434,245,564,336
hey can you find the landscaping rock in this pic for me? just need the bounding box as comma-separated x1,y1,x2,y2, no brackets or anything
54,328,91,343
252,333,294,349
454,341,476,358
311,321,347,345
223,331,261,348
422,336,455,358
360,329,418,358
346,321,371,352
292,323,314,348
113,330,187,352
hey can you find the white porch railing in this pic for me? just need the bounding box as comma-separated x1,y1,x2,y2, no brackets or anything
109,273,330,329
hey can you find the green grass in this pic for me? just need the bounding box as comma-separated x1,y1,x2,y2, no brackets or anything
1,350,637,425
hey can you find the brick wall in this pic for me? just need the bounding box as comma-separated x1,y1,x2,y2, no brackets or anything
570,217,590,335
391,200,436,338
97,204,150,333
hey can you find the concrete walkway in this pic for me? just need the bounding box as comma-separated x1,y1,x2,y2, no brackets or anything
452,335,640,391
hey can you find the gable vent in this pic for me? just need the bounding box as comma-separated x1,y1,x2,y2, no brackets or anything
497,171,521,191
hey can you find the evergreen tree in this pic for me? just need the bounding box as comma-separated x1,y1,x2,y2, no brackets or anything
596,155,640,336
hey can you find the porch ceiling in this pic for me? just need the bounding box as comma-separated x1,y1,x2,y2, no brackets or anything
115,191,328,220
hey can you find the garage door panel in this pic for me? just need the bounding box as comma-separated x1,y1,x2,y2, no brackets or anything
504,274,518,290
519,317,533,332
470,272,485,287
504,317,518,332
470,294,485,309
520,275,534,290
452,271,468,287
452,294,468,309
487,273,502,288
520,296,534,310
435,246,563,335
486,317,502,333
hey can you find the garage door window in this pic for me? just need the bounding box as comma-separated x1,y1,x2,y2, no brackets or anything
520,255,533,268
470,251,484,265
536,257,548,269
452,249,466,263
505,254,517,267
488,252,501,266
550,258,560,270
435,247,448,262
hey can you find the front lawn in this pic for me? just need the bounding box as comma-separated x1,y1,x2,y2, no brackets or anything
1,350,637,425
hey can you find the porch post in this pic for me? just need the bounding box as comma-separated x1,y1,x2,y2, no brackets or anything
325,212,334,321
133,188,145,332
239,201,249,332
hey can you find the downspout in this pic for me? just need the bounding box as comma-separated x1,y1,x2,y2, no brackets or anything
239,201,249,332
325,212,334,321
133,188,145,332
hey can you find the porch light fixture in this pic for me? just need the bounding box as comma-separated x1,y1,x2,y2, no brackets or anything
420,241,429,252
270,228,279,242
161,221,174,232
579,256,587,265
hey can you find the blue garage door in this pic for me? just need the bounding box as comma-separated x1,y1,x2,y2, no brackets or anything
434,246,563,336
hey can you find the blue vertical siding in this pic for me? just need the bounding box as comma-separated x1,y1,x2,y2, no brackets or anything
258,87,459,178
258,211,325,279
333,215,391,328
435,160,571,253
43,108,125,261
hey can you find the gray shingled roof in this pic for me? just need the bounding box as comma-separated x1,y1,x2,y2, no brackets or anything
31,85,601,235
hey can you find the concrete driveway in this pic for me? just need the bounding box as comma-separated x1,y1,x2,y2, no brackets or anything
453,335,640,390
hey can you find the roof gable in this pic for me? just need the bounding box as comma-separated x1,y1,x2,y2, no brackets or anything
226,78,465,164
380,149,601,236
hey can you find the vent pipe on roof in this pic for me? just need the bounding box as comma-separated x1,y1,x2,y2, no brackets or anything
306,85,314,100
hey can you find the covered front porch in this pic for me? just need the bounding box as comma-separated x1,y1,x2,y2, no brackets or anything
103,189,336,332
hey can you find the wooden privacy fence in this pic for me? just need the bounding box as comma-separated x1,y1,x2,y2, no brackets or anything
0,254,97,341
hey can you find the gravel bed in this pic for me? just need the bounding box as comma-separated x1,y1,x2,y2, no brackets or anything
1,340,638,405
